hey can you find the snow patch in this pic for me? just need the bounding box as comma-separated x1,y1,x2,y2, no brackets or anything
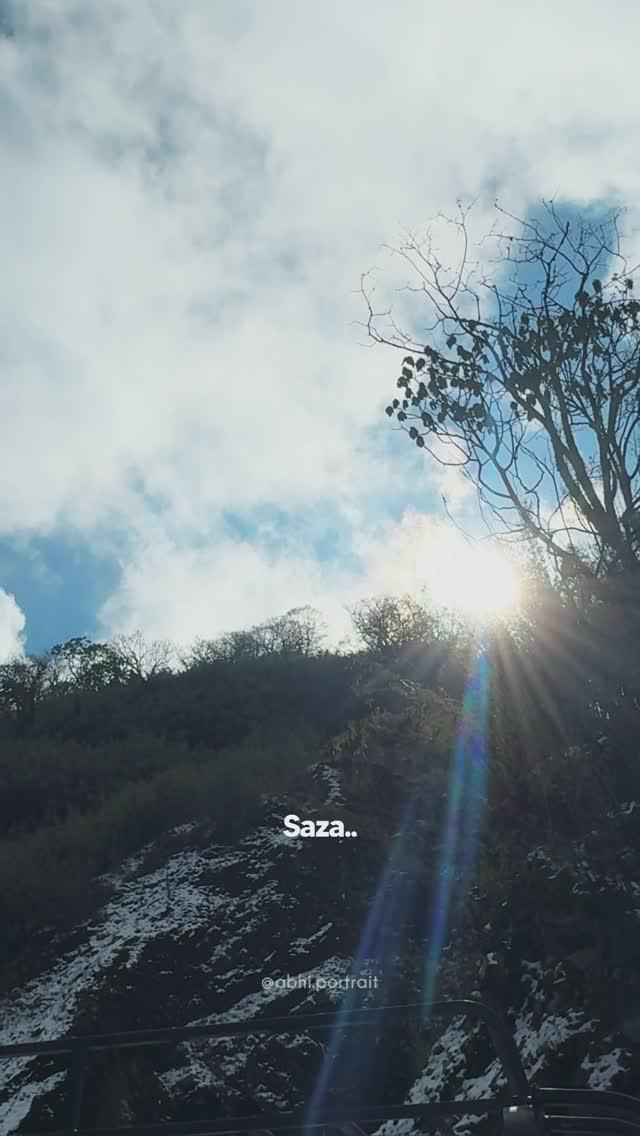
581,1048,629,1090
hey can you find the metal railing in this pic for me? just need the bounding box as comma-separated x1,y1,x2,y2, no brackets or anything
2,1000,639,1136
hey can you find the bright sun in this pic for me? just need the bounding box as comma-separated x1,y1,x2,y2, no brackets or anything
417,529,521,619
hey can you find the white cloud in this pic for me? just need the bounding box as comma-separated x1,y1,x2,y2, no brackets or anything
94,512,410,653
0,588,26,663
95,505,468,652
3,1,640,645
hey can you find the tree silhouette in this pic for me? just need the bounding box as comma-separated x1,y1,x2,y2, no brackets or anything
364,200,640,590
108,631,176,681
0,655,51,727
182,606,327,666
49,637,129,693
347,593,443,653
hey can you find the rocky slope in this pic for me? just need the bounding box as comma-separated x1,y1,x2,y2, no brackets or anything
1,750,640,1134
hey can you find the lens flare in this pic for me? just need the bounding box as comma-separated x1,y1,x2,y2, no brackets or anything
423,643,489,1018
305,795,421,1129
307,636,491,1121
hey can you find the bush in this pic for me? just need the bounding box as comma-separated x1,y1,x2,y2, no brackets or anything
0,723,323,990
0,732,197,839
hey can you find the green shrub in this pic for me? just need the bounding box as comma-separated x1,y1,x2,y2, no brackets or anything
0,722,323,989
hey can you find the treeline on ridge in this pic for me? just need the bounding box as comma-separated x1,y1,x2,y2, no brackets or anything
0,568,639,993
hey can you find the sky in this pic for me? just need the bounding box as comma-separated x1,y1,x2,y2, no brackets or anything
1,0,640,662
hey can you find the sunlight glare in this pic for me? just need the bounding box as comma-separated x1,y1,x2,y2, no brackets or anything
417,529,521,618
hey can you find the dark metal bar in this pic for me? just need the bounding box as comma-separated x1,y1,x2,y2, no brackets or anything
15,1099,505,1136
471,1004,530,1100
544,1123,640,1135
4,1088,640,1136
531,1087,640,1136
66,1042,89,1136
10,1002,445,1057
5,1002,640,1136
536,1087,640,1123
0,999,524,1062
502,1105,545,1136
537,1087,640,1107
1,1000,520,1136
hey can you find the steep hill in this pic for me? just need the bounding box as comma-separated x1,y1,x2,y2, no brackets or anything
1,649,640,1132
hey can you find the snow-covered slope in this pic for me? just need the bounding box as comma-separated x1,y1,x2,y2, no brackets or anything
1,760,640,1134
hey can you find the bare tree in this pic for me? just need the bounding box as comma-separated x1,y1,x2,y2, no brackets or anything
181,606,327,668
108,630,176,680
259,605,327,657
0,655,53,726
348,593,441,653
181,632,256,667
363,199,640,591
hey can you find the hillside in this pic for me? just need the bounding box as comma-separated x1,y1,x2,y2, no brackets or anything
6,16,640,1136
1,617,640,1132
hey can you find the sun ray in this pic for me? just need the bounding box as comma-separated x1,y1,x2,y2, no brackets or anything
423,638,489,1018
416,529,522,620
